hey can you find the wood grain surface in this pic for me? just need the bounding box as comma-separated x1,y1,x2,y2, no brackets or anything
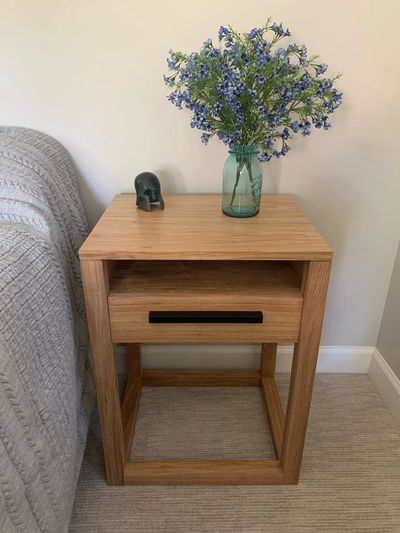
141,369,261,387
262,377,285,459
79,195,332,261
121,344,142,460
261,343,278,377
80,260,125,485
281,261,332,483
124,460,284,485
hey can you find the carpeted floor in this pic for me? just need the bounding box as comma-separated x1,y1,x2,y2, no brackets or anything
70,374,400,532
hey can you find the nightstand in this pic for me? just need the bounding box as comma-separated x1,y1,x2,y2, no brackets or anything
79,194,332,486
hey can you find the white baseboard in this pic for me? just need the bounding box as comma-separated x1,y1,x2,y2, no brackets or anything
116,344,374,374
368,348,400,425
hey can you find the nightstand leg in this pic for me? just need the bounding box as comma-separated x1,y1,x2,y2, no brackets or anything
260,343,283,459
81,260,125,485
261,343,277,377
281,261,331,483
121,344,142,460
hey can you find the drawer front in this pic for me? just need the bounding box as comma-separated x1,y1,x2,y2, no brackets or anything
108,299,303,343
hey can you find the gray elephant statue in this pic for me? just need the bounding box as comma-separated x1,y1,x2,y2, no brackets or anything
134,172,165,212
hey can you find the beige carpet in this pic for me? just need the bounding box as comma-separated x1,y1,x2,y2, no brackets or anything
70,374,400,532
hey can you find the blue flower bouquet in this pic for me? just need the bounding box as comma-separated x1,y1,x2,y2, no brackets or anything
165,18,342,217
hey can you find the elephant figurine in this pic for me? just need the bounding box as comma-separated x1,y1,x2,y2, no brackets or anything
134,172,165,212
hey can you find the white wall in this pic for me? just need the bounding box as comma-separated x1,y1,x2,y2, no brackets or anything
1,0,399,347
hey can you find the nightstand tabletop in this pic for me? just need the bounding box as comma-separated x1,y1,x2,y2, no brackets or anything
79,194,332,261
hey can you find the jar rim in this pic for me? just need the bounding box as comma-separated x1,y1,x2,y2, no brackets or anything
229,144,259,154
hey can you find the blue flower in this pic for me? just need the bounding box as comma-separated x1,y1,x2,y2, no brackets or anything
190,102,213,132
322,115,331,130
265,135,274,148
247,27,263,40
324,89,343,112
199,62,208,79
291,120,300,133
258,107,269,121
300,120,311,136
268,113,281,128
207,48,220,59
275,48,286,60
211,102,222,118
247,88,259,104
315,63,328,76
317,78,333,97
272,143,290,158
282,88,293,100
217,131,230,144
271,22,291,37
217,66,245,100
298,45,308,65
167,50,178,70
228,43,241,64
282,127,290,140
252,40,272,66
287,43,300,54
259,152,272,162
167,91,182,109
230,131,241,143
254,73,265,85
218,26,231,42
163,74,174,87
201,133,211,144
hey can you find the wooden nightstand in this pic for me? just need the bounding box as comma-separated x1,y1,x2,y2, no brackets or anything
79,194,332,486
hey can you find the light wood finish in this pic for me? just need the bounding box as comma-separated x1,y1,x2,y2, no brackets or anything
262,377,285,459
291,261,308,292
124,460,284,485
142,369,261,387
108,261,303,343
121,345,142,460
126,343,142,383
110,260,301,296
79,195,333,261
281,261,332,483
80,195,332,486
261,343,277,377
110,302,301,343
80,260,124,486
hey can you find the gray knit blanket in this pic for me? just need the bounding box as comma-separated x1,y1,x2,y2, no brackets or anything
0,127,94,532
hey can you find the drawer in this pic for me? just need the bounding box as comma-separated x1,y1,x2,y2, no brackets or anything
108,261,304,344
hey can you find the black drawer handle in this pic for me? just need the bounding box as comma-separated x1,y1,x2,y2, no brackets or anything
149,311,263,324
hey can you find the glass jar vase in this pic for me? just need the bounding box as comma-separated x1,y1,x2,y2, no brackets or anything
222,145,263,217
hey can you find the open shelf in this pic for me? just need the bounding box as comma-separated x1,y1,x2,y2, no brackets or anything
109,260,303,300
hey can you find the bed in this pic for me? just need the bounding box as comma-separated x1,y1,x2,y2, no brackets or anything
0,126,94,532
